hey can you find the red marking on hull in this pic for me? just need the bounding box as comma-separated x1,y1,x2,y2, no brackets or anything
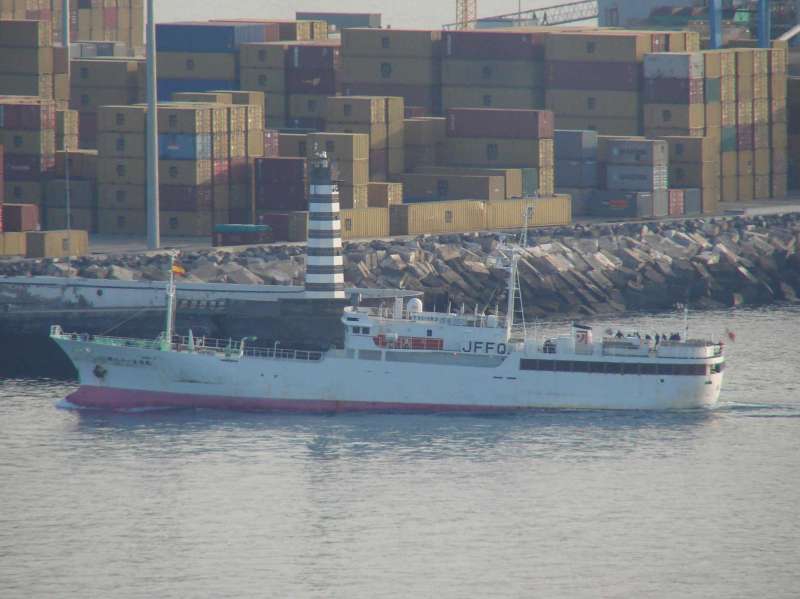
65,386,522,413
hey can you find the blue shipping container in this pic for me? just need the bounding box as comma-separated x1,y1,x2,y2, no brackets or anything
156,23,267,53
158,78,238,102
159,133,213,160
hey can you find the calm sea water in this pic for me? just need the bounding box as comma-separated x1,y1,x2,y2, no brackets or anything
2,307,799,598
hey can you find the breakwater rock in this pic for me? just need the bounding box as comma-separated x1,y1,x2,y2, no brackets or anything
2,213,799,318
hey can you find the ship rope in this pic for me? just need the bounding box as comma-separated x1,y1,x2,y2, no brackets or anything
99,307,157,336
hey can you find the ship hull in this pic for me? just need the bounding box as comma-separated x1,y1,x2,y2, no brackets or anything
55,338,724,412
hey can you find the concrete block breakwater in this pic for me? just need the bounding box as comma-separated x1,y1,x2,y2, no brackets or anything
1,213,799,318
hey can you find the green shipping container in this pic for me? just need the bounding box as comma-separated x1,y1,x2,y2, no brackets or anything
705,78,721,103
721,127,737,152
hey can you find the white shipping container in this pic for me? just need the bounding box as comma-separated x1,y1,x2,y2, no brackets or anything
643,52,704,80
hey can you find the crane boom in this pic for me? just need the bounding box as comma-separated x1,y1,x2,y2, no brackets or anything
456,0,478,30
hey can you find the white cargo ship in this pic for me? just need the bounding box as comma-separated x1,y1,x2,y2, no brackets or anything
52,152,725,412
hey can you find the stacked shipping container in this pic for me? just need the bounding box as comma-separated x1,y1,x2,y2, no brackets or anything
788,77,800,190
554,129,598,215
45,148,98,230
0,19,55,99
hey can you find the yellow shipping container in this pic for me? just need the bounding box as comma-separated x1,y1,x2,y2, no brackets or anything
644,104,704,129
414,166,522,199
405,144,441,171
486,195,571,230
737,175,754,201
721,175,738,201
738,151,754,176
240,67,286,94
97,209,145,235
404,117,446,146
97,131,146,158
670,162,720,188
161,211,219,237
389,200,487,236
98,105,147,133
307,132,370,160
71,59,142,88
0,129,55,155
25,230,88,258
442,86,544,111
399,173,506,202
721,152,738,176
158,105,213,134
754,148,770,175
442,59,544,88
341,56,440,86
753,174,770,198
326,121,388,149
326,96,386,124
658,135,719,163
544,31,651,62
97,157,146,184
289,94,327,118
546,89,639,119
278,132,307,157
342,28,442,59
771,172,787,198
705,102,721,129
157,51,237,80
443,138,553,168
735,49,755,77
340,208,390,239
0,232,27,257
173,91,235,104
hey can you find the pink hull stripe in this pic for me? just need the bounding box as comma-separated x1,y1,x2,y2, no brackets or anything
66,386,523,413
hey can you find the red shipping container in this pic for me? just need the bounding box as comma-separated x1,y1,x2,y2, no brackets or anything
737,125,754,150
443,30,546,60
446,108,554,139
643,78,704,104
160,185,213,211
546,61,642,92
103,7,118,29
668,189,685,216
2,203,40,232
257,211,290,241
255,157,308,185
254,182,307,211
230,157,251,183
340,82,440,115
212,159,230,185
4,154,55,181
263,129,280,157
0,102,56,130
286,69,337,94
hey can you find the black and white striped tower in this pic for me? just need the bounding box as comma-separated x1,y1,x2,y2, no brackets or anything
305,149,345,299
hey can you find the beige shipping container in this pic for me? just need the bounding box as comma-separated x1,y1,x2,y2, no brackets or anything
307,132,369,160
340,208,390,239
658,135,719,163
721,151,737,176
721,77,736,103
670,162,720,188
0,129,56,155
644,104,705,129
161,159,213,186
72,59,142,88
443,138,553,168
45,208,96,233
405,144,441,171
0,47,53,74
771,172,787,198
98,105,147,133
97,210,143,235
333,159,369,185
72,86,140,112
737,175,754,201
174,91,235,105
0,73,52,98
0,232,27,257
367,182,403,207
26,230,88,258
544,32,651,62
341,56,440,86
240,67,286,93
97,184,147,210
556,115,640,136
157,52,237,81
414,166,522,199
55,149,98,179
158,105,213,134
97,131,146,158
326,96,386,124
97,157,146,184
404,117,446,146
546,89,640,119
735,49,755,77
399,173,506,202
442,86,544,111
162,211,218,236
342,28,442,59
326,121,388,149
487,195,571,230
240,42,290,69
721,175,737,200
278,132,307,157
754,175,770,199
442,59,544,88
389,200,487,236
754,148,770,175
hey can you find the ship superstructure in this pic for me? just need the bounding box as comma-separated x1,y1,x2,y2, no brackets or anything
51,151,726,412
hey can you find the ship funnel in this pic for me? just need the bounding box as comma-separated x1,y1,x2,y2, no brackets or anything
304,147,345,300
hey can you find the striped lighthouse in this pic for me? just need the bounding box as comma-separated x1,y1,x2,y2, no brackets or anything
304,148,346,299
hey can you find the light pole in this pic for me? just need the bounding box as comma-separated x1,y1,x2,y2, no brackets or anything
146,0,160,249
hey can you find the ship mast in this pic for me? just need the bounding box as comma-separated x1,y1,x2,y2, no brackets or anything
162,252,177,351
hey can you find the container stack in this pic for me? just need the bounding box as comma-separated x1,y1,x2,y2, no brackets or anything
545,32,650,136
70,58,144,148
642,52,705,139
326,96,404,183
155,22,267,101
306,132,369,208
239,40,340,130
0,97,56,207
751,49,771,200
340,29,442,116
735,48,755,202
554,129,598,216
441,30,546,112
442,108,555,196
592,137,668,218
45,149,98,231
768,47,787,200
0,145,3,233
403,116,445,171
658,136,720,214
0,19,54,99
787,77,800,191
253,156,308,217
55,108,79,150
398,172,506,203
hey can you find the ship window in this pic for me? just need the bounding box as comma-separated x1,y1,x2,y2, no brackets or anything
427,329,432,337
520,358,537,370
573,361,589,373
556,361,571,372
362,327,370,335
353,326,361,334
381,36,390,49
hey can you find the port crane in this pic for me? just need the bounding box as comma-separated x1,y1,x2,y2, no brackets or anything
446,0,599,29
